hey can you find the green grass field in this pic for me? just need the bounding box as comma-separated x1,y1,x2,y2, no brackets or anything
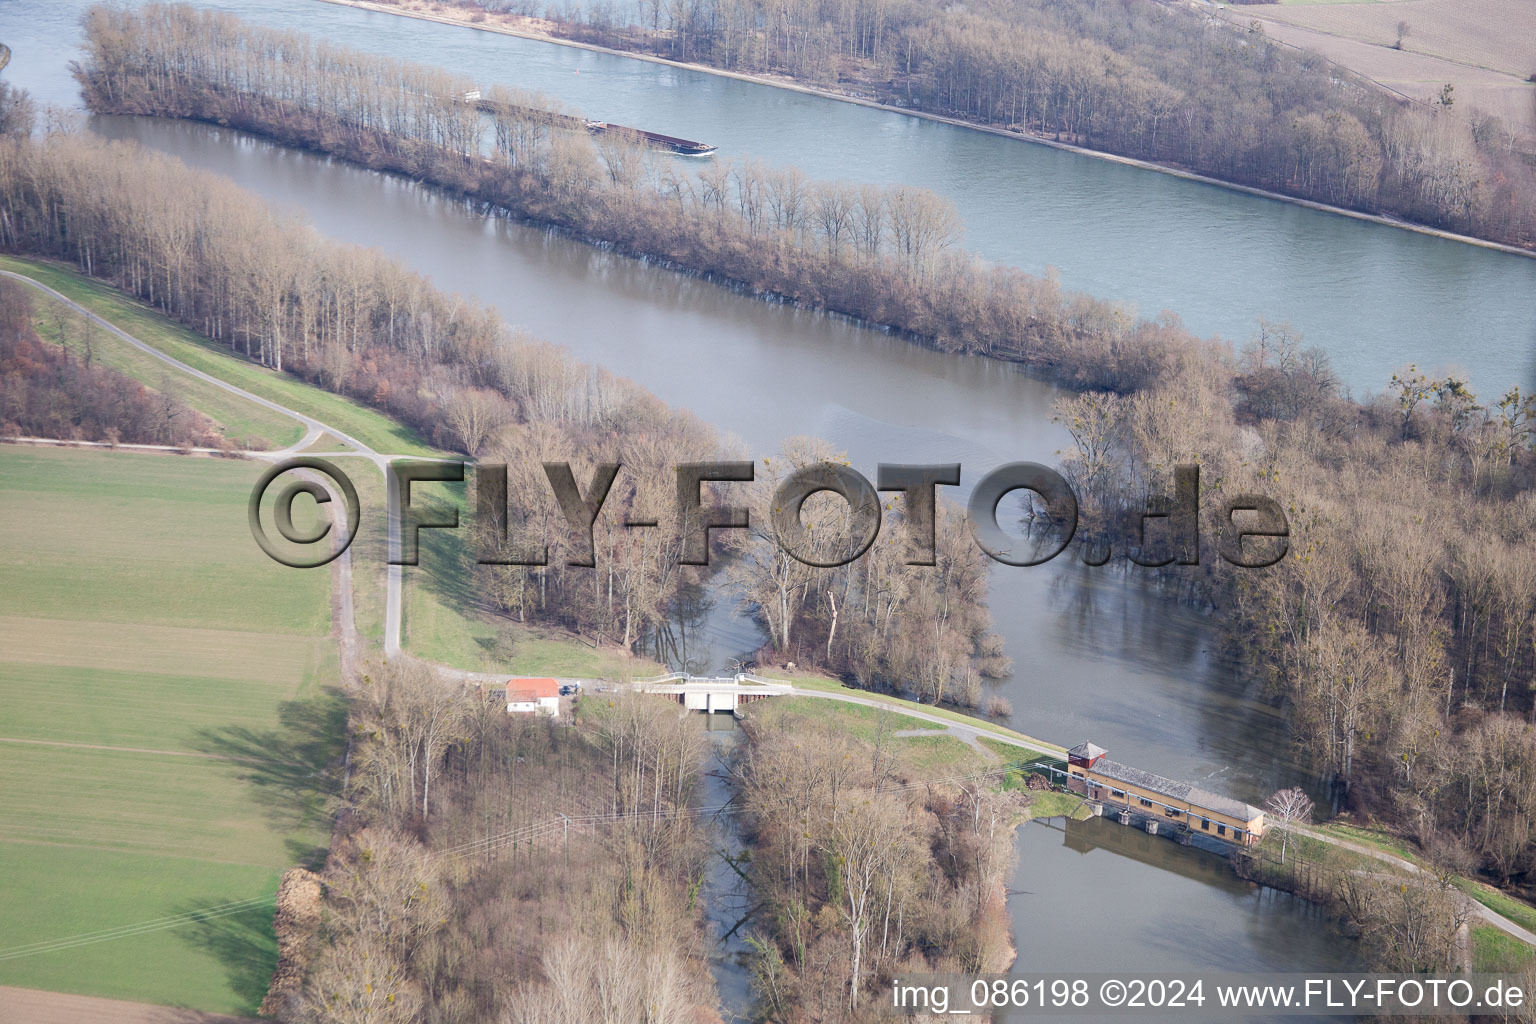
1313,821,1423,864
746,698,991,776
780,675,1066,754
1473,925,1536,972
400,475,662,678
752,696,931,738
0,256,445,459
0,445,341,1013
1024,790,1093,821
24,288,304,451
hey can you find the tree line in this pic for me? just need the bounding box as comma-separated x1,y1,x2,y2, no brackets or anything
0,102,1005,709
0,279,218,448
268,660,1032,1022
737,701,1024,1019
73,3,1182,396
1049,333,1536,890
520,0,1535,246
262,661,721,1023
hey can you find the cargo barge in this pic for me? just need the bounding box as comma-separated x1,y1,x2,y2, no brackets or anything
470,94,717,156
585,120,717,156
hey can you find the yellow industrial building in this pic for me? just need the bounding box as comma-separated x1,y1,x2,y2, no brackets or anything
1064,742,1266,847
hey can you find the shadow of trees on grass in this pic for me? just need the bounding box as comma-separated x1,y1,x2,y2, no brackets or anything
193,690,349,870
174,898,280,1016
184,692,349,1013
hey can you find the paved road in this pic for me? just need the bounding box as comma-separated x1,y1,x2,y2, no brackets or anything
0,270,409,658
1297,826,1536,946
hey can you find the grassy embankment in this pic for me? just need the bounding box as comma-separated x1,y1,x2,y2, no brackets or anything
1473,926,1536,972
0,446,339,1013
21,289,302,452
1313,820,1424,863
773,673,1066,755
6,255,639,669
1315,822,1536,941
1262,820,1536,970
0,262,405,1011
0,255,442,459
743,698,1087,820
402,475,666,677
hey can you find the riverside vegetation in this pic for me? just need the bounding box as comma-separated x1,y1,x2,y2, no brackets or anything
0,95,1029,1023
473,0,1536,249
70,3,1536,927
0,278,220,448
0,101,1002,710
261,661,1034,1023
0,3,1518,994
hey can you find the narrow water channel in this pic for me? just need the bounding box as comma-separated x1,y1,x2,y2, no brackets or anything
84,114,1290,800
694,715,756,1022
73,112,1359,994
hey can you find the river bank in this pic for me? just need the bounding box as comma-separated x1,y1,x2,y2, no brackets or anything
314,0,1536,261
20,0,1535,394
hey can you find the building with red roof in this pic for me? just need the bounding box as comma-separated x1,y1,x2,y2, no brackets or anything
505,678,560,717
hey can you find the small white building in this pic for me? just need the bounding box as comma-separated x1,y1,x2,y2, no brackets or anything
506,678,560,718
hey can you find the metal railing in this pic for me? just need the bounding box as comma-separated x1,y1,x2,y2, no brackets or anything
631,671,792,689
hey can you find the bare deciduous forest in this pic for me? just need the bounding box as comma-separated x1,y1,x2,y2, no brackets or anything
512,0,1536,246
0,7,1532,1007
73,4,1177,396
0,278,217,448
265,664,722,1023
0,92,1004,709
258,660,1029,1023
736,705,1023,1020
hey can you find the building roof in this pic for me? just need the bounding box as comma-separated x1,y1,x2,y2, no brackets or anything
506,677,560,701
1067,741,1108,761
1185,785,1264,825
1088,758,1262,824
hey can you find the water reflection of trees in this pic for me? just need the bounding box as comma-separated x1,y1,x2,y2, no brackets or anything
643,581,718,674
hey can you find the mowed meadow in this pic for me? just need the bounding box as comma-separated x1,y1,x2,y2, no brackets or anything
0,444,341,1013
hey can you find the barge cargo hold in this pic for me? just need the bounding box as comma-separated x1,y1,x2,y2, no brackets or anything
584,121,717,156
471,96,717,156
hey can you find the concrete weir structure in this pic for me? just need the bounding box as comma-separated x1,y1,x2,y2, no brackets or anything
634,673,793,712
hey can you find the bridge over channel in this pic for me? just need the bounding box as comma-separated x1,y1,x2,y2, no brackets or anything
631,673,793,712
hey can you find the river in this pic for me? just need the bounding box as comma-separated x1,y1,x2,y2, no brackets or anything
2,0,1376,1008
81,113,1293,802
9,0,1536,397
79,113,1354,1017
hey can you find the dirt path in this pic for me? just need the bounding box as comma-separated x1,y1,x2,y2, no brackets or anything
9,269,1535,1022
0,737,258,763
0,272,394,1024
0,987,257,1024
3,268,408,660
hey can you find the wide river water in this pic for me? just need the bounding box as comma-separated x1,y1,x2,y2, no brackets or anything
10,0,1536,397
9,0,1480,1007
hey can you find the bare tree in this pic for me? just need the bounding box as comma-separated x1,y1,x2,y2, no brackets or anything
444,386,510,455
1265,786,1314,865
